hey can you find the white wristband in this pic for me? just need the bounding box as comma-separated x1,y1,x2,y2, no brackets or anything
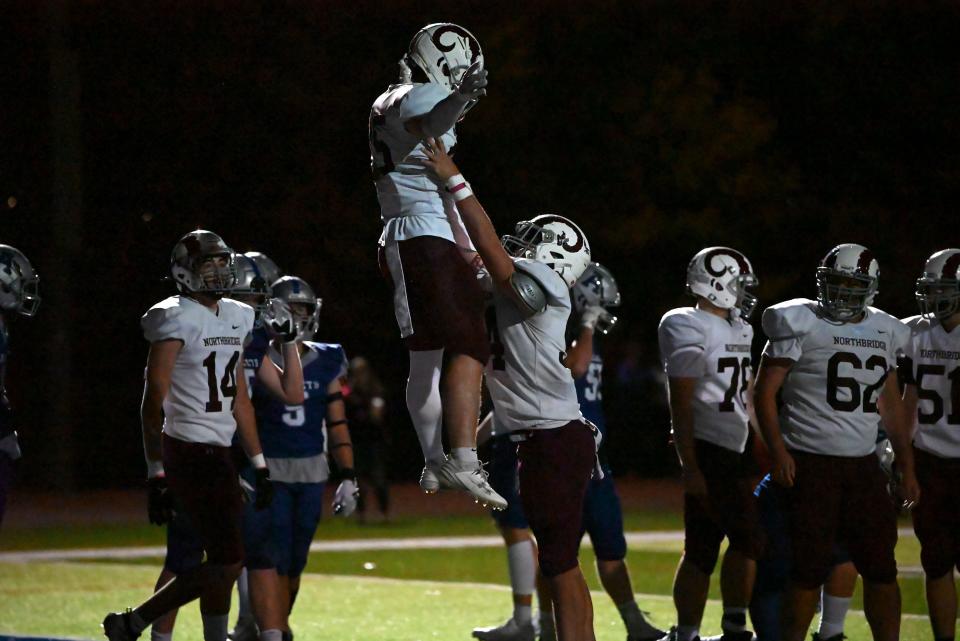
445,173,473,202
250,453,267,469
146,459,165,479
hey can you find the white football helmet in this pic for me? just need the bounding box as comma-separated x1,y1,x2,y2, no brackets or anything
502,214,591,288
271,276,322,342
816,243,879,322
686,247,759,319
572,263,621,334
916,248,960,321
405,23,483,92
244,251,283,287
170,230,237,297
0,244,40,317
232,254,271,327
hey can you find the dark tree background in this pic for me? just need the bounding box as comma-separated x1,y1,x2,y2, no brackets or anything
1,1,956,489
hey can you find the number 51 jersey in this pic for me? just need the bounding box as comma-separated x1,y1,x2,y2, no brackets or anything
762,298,909,457
141,295,255,447
658,307,754,453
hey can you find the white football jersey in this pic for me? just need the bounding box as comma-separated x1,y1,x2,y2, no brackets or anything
485,259,583,433
901,315,960,459
658,307,754,453
141,296,255,447
369,83,466,246
762,298,909,457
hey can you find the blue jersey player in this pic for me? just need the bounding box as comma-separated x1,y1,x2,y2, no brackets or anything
473,264,663,641
245,275,357,639
0,244,40,530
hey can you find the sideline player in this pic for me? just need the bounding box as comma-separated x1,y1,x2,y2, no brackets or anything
901,248,960,641
754,243,918,641
369,23,503,508
247,275,359,638
657,248,763,641
102,230,273,641
423,136,599,641
0,244,40,529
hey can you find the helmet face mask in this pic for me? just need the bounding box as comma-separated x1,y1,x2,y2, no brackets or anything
686,247,758,319
0,244,40,317
171,230,238,299
915,248,960,321
232,254,271,327
501,215,591,288
271,276,322,342
815,244,879,323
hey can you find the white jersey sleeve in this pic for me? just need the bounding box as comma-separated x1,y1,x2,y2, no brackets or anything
761,299,815,362
141,296,254,447
370,83,460,246
658,307,753,453
901,314,960,459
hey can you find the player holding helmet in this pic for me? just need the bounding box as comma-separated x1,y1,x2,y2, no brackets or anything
369,23,504,509
103,230,273,641
754,243,917,641
657,247,763,641
0,244,39,529
901,248,960,641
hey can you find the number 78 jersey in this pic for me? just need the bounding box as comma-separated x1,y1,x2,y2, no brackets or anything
762,298,909,457
658,307,753,454
141,295,255,447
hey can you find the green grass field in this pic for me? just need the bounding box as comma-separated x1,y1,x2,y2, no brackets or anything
0,508,949,640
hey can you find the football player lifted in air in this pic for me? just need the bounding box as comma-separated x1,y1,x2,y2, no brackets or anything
244,275,358,640
473,263,664,641
422,137,600,641
901,249,960,641
102,230,274,641
147,250,304,641
754,244,918,641
369,23,505,509
657,248,763,641
0,244,39,529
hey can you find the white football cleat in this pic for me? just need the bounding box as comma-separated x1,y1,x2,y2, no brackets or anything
419,458,445,494
437,458,507,510
472,618,535,641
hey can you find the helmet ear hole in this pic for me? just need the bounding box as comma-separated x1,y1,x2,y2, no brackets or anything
550,251,564,260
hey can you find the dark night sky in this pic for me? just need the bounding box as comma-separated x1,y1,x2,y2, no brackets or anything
1,1,957,489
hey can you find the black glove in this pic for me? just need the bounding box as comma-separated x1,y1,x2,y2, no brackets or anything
254,467,274,510
147,477,174,525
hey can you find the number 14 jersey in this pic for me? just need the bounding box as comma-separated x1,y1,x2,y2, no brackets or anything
658,307,754,454
762,298,909,457
141,295,255,447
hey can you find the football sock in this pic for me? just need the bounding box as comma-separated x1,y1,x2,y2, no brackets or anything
406,349,445,464
236,568,252,619
616,600,645,636
676,624,699,641
128,610,149,634
817,594,850,640
201,614,228,641
451,447,479,465
507,539,536,599
513,604,532,626
721,607,748,633
150,630,172,641
260,630,282,641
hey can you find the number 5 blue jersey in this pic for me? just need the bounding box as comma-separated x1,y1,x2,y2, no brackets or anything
252,341,348,460
574,345,606,438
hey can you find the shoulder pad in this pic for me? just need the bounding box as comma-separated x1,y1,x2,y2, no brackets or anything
398,83,449,121
141,297,189,343
761,298,816,341
514,258,568,301
510,271,548,318
658,308,706,351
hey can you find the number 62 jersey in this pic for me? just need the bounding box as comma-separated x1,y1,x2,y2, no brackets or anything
762,298,909,457
141,295,255,447
658,307,754,454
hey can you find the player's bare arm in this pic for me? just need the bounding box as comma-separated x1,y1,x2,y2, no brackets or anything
140,338,181,473
667,376,706,497
421,137,516,288
233,360,264,461
879,370,920,507
326,377,359,516
753,355,796,486
564,327,595,379
256,347,305,405
404,61,488,139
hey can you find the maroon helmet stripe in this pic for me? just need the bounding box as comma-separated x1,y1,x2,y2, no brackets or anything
856,247,875,274
943,252,960,279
